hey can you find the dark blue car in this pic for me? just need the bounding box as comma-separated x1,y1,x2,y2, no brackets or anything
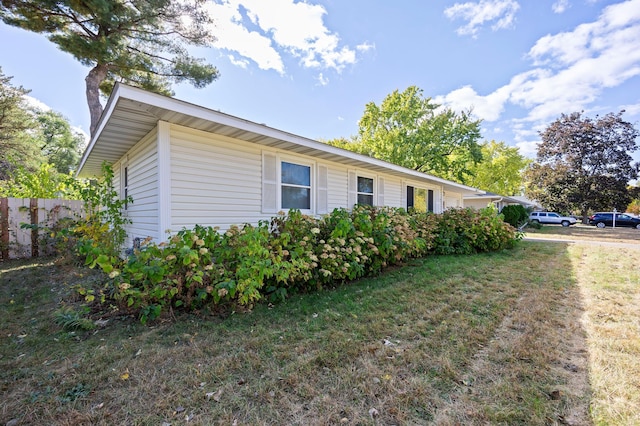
588,212,640,229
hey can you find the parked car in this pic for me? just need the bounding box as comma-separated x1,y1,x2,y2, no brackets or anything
529,211,577,227
588,212,640,229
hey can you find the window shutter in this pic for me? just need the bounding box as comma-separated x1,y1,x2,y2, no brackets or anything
347,170,357,209
401,181,407,209
317,164,329,214
377,177,385,206
428,189,434,212
262,152,278,213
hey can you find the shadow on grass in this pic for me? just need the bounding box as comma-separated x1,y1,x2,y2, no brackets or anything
0,244,594,425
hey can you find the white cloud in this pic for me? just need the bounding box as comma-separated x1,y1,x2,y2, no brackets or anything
25,95,51,112
439,0,640,144
552,0,570,14
206,0,366,75
316,73,329,86
356,42,376,53
515,140,539,158
619,102,640,116
228,54,250,69
435,85,508,121
206,1,285,73
444,0,520,37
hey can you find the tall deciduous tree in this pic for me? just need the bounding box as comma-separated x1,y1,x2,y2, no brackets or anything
328,86,483,183
35,110,86,173
0,67,43,179
466,140,530,196
524,111,639,219
1,0,220,136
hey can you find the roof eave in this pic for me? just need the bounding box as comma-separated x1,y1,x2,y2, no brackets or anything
76,84,483,195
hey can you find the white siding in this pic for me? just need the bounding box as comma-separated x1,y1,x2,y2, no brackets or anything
383,177,402,208
169,126,265,231
464,198,494,210
114,123,458,236
124,128,160,244
444,191,463,209
112,159,121,198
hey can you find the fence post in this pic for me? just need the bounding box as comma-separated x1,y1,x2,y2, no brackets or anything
1,198,8,260
30,198,39,258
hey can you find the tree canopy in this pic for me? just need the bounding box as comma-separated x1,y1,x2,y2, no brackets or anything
466,140,530,196
0,68,87,196
327,86,483,183
0,67,43,179
524,111,639,217
35,110,86,174
0,0,220,136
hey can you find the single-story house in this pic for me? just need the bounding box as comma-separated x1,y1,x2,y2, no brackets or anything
463,192,541,211
77,83,482,247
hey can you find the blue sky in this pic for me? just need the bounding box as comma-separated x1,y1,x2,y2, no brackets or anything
1,0,639,159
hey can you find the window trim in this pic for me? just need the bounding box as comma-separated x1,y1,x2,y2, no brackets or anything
356,174,375,206
278,155,315,213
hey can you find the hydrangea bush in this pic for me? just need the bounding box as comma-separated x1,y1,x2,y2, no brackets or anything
90,206,520,323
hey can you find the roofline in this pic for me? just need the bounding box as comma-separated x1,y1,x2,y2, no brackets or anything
77,83,482,194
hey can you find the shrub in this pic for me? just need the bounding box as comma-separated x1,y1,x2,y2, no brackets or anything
74,163,132,267
527,220,543,229
84,206,520,323
501,204,528,228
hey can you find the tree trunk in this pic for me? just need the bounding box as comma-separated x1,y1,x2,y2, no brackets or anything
85,64,108,137
581,208,589,224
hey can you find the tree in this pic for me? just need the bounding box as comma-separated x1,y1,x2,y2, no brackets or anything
1,0,220,136
466,140,530,195
328,86,483,183
0,67,43,179
0,163,81,198
35,110,85,173
501,204,528,228
524,111,639,220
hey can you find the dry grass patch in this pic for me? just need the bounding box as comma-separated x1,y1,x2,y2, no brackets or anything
526,223,640,244
0,241,612,425
569,244,640,425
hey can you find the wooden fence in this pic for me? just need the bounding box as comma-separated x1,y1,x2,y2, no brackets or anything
0,198,84,260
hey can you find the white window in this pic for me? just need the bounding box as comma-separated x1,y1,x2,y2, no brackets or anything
281,161,311,210
262,153,318,214
357,176,374,206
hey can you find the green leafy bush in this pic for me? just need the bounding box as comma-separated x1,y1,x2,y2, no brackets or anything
84,205,519,323
74,162,132,265
501,204,528,228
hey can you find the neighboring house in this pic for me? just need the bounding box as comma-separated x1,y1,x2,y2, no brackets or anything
77,84,482,247
463,192,540,211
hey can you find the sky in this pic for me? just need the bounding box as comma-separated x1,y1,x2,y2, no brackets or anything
1,0,640,159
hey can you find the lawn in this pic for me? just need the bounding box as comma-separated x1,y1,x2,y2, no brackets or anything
1,233,639,425
525,222,640,244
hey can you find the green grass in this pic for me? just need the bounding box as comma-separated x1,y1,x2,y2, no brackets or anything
1,238,638,425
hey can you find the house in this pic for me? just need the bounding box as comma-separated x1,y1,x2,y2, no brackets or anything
77,84,482,247
463,192,541,211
